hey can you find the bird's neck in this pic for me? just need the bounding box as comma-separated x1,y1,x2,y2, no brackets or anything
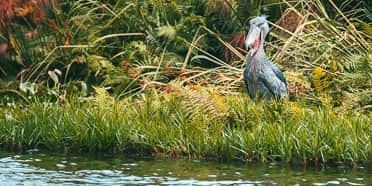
249,44,266,64
254,44,266,58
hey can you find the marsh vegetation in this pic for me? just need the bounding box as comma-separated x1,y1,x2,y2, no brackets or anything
0,0,371,165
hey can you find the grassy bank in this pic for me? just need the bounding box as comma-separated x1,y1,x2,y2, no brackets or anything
1,89,370,165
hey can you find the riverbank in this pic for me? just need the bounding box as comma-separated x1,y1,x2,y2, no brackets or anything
0,90,371,166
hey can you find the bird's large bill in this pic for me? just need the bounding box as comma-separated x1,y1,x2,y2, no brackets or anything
245,26,262,56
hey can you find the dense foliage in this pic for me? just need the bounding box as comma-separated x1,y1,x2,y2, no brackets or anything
0,0,370,109
1,90,371,165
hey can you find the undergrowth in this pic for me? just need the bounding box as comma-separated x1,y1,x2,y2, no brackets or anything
0,88,370,166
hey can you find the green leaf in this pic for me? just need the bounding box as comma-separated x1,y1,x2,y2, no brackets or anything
156,25,177,41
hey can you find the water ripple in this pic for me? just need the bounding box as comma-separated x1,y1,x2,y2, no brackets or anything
0,152,370,185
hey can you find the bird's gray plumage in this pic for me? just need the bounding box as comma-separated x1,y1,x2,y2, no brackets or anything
244,16,288,101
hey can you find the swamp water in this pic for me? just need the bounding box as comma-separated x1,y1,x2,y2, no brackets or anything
0,150,370,185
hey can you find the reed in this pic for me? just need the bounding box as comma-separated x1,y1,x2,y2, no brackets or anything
0,89,370,165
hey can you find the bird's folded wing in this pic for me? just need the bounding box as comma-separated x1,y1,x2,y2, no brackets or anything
258,62,288,97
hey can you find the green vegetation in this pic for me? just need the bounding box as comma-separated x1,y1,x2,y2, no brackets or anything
0,0,371,165
0,89,371,165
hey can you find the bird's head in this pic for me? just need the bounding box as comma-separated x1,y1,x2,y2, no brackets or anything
245,15,269,56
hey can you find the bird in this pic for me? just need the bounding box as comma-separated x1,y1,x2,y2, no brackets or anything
243,15,288,101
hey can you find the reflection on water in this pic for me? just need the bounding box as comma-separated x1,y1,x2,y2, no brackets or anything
0,150,370,185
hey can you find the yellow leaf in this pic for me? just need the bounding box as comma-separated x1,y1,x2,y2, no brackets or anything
8,32,22,56
311,66,330,92
15,3,34,17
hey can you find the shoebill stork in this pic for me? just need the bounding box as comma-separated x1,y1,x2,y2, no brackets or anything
244,16,288,101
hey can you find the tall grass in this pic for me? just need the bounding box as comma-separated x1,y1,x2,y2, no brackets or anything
1,88,370,165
